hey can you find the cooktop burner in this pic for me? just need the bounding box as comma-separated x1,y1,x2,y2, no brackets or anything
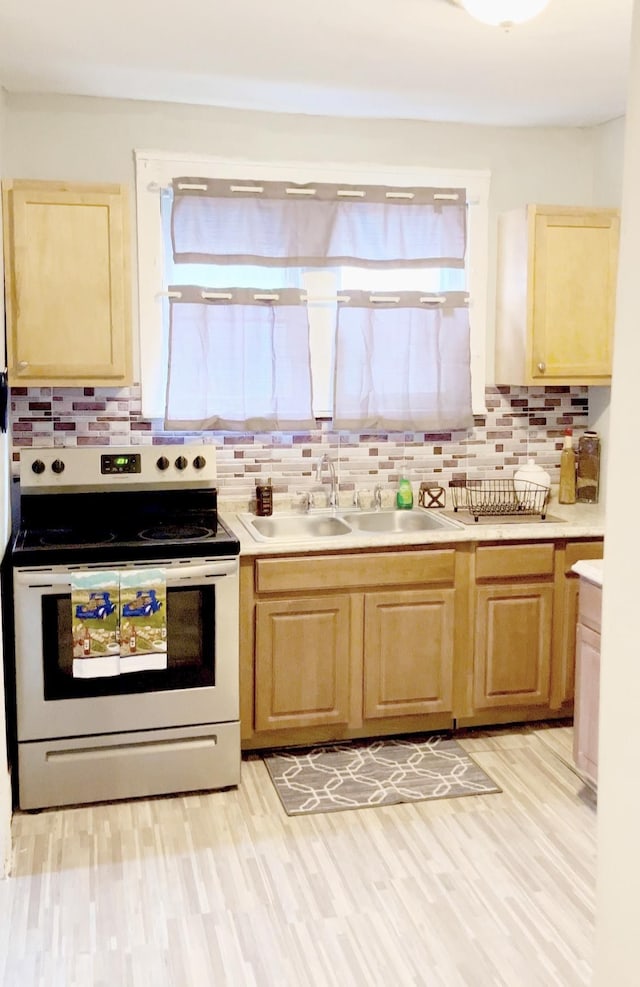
39,529,116,547
139,524,214,542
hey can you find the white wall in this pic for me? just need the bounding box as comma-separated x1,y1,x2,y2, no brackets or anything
587,115,627,503
593,2,640,982
593,116,627,206
0,86,14,879
4,92,604,385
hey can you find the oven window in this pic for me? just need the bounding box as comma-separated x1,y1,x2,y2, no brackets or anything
43,586,216,699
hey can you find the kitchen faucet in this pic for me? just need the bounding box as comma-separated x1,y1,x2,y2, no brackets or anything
315,453,339,509
373,484,383,511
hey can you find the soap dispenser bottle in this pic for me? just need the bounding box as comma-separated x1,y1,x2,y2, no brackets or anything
396,477,413,510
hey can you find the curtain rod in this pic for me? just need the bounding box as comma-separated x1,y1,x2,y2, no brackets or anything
157,290,468,305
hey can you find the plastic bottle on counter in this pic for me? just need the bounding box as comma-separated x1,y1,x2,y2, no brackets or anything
558,428,576,504
256,477,273,517
396,477,414,510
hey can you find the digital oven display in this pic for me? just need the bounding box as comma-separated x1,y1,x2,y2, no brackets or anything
101,453,142,475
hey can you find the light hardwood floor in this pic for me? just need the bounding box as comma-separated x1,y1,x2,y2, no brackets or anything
0,723,595,987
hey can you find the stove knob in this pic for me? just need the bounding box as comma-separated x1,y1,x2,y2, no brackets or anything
51,459,65,474
175,455,188,471
193,455,206,470
156,456,170,471
31,459,46,475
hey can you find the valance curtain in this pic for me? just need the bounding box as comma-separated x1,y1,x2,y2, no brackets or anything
333,292,473,431
165,287,314,431
166,177,470,431
171,178,467,268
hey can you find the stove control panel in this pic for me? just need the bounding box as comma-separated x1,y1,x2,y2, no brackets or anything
101,453,142,475
20,445,217,491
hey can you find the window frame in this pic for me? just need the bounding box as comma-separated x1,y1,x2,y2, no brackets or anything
134,150,491,421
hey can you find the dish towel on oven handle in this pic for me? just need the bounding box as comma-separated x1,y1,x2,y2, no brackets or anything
119,568,168,673
71,571,121,678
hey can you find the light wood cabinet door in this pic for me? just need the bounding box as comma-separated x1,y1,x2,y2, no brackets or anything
495,205,618,386
255,596,351,731
363,588,455,720
473,582,554,709
3,179,132,385
573,622,600,786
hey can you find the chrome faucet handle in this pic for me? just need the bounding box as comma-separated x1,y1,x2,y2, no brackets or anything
373,484,383,510
352,489,361,508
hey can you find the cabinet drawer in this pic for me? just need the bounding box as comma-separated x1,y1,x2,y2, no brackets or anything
475,543,555,580
255,549,456,594
578,579,602,634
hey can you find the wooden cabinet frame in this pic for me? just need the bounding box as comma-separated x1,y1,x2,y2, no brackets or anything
495,204,619,386
2,179,133,386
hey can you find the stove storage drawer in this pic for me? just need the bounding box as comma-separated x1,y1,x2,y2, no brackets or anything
18,721,240,810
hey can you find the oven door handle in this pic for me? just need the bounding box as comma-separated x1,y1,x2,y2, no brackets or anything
16,559,238,589
169,561,237,581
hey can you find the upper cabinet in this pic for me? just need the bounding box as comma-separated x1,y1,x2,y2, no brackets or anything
495,205,619,386
2,179,133,386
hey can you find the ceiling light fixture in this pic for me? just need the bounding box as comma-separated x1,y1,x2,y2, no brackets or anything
456,0,551,29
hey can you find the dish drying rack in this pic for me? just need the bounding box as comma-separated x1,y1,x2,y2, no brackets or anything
449,477,549,522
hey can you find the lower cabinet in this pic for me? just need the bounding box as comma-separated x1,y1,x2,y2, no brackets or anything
456,542,556,726
255,595,351,731
552,540,604,709
573,576,603,787
363,588,455,719
473,582,554,710
243,548,459,747
239,536,604,748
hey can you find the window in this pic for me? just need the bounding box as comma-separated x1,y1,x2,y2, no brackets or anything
135,152,490,428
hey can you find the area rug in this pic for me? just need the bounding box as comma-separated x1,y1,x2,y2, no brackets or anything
262,734,502,816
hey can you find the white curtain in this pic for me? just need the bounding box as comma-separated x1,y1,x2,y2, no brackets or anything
165,287,314,431
333,291,473,431
166,178,469,431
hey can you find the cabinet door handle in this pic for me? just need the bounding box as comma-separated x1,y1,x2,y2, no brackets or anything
537,361,546,373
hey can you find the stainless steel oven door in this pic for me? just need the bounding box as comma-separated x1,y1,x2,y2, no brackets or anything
13,557,239,742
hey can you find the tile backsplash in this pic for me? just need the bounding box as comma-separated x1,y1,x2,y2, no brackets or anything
10,383,589,506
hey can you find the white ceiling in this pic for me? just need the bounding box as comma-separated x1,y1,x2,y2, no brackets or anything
0,0,634,128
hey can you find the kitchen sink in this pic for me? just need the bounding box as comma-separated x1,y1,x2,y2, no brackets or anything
346,510,461,534
239,513,353,541
238,508,462,542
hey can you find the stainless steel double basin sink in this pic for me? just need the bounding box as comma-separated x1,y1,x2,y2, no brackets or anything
238,508,463,543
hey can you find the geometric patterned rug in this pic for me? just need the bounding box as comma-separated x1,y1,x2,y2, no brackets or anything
262,734,502,816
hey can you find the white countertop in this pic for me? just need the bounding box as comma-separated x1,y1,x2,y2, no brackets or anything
221,498,606,558
571,557,604,587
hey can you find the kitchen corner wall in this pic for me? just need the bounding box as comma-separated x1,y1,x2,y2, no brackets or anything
10,382,588,505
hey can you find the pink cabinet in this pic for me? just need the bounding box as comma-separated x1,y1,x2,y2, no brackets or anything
572,563,603,788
